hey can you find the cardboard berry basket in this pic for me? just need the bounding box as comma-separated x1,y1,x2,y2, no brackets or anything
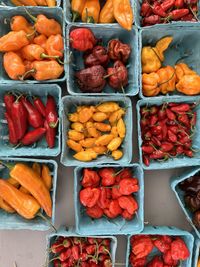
0,0,61,6
0,83,61,157
171,167,200,239
126,225,194,267
139,25,200,98
61,95,133,167
0,6,66,83
193,236,200,267
66,23,139,96
0,157,57,231
74,164,144,235
46,227,117,267
137,95,200,170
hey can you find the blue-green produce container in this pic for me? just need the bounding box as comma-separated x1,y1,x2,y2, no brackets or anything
46,227,117,267
171,167,200,239
0,0,61,6
137,96,200,170
0,6,66,83
61,95,133,167
126,225,194,267
74,164,144,235
139,25,200,98
66,24,139,96
0,157,57,231
0,83,61,157
135,0,200,28
193,237,200,267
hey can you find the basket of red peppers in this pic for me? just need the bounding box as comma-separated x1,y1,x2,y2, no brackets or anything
137,96,200,169
67,25,139,95
127,226,194,267
139,0,199,26
46,228,117,267
0,84,61,157
74,165,144,235
171,167,200,239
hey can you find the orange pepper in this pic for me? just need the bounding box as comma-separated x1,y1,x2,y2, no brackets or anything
10,16,35,35
46,0,56,7
41,164,52,190
0,196,15,213
17,0,37,5
21,44,45,61
3,52,25,80
99,0,115,23
23,60,33,78
71,0,86,21
82,0,101,23
10,0,24,6
0,31,29,52
33,34,47,50
176,74,200,95
34,0,47,5
113,0,133,31
45,34,64,58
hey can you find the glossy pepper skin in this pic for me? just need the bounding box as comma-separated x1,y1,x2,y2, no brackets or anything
107,60,128,90
71,0,86,22
99,0,115,23
21,127,46,145
10,16,35,35
33,96,46,117
45,95,58,128
4,94,15,116
44,120,56,148
84,45,109,67
3,52,26,80
5,112,18,145
45,34,64,58
113,0,133,31
81,0,101,23
33,34,47,50
34,15,62,37
108,39,131,63
70,28,96,52
0,30,29,52
21,44,45,61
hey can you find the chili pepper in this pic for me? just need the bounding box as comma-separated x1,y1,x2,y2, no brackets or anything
158,109,166,120
184,149,193,157
98,187,111,209
143,155,150,166
143,15,161,25
50,248,72,263
142,145,154,154
86,204,103,218
84,46,109,67
79,187,100,207
179,135,191,144
113,0,133,31
5,112,18,145
50,241,65,254
21,97,44,128
44,120,56,149
108,199,122,217
21,44,45,61
184,142,192,149
167,129,177,143
82,169,100,188
71,0,86,22
21,127,46,145
140,106,150,117
178,113,190,127
33,34,47,50
70,28,96,52
4,94,15,116
119,178,139,195
33,96,46,117
163,250,178,266
81,0,101,23
150,150,166,159
147,255,164,267
190,111,197,127
184,0,198,3
150,115,158,126
45,95,58,128
171,237,190,260
152,2,167,17
131,235,154,259
151,125,162,135
160,142,174,152
176,145,184,154
45,34,64,58
168,125,178,134
99,0,115,23
130,254,147,267
98,168,115,186
154,236,171,253
107,60,128,90
3,52,26,80
75,65,106,93
118,195,138,215
161,0,175,11
141,117,149,128
150,106,158,115
140,1,151,17
108,39,131,63
71,245,79,261
144,131,152,140
10,16,35,35
166,109,176,120
171,103,190,112
159,120,168,140
169,9,190,20
11,96,28,140
0,30,29,52
175,0,184,7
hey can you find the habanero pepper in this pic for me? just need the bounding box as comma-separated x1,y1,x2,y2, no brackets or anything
10,16,35,35
5,112,18,145
108,39,131,63
3,52,26,80
45,34,64,58
107,60,128,90
119,178,139,195
98,187,111,209
33,34,47,50
84,45,109,67
147,255,164,267
81,168,100,188
21,44,45,61
70,28,96,52
4,94,15,116
45,95,59,128
153,236,171,253
98,168,116,186
79,187,100,207
163,250,178,266
113,0,133,31
99,0,115,23
118,195,138,215
131,235,154,259
109,199,122,217
33,96,46,117
71,0,86,22
170,237,190,260
86,204,103,218
81,0,101,23
21,127,46,145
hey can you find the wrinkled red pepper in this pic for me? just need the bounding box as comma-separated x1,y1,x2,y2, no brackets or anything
108,40,131,63
107,60,128,90
70,28,96,52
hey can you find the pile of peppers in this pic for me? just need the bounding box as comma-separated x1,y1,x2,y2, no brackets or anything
140,102,197,166
140,0,198,26
10,0,56,7
129,234,190,266
4,92,58,148
179,175,200,229
79,168,139,220
71,0,133,31
0,162,52,219
70,28,131,93
0,13,64,81
142,36,200,96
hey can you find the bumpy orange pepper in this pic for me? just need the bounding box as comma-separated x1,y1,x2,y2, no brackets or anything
142,72,160,97
3,52,25,80
82,0,101,23
10,16,34,35
34,0,47,5
176,74,200,95
175,63,197,82
21,44,45,61
46,0,56,7
23,60,33,78
157,66,176,94
99,0,115,23
33,34,47,50
113,0,133,31
45,34,64,57
0,31,29,52
11,0,23,6
16,0,37,5
71,0,86,22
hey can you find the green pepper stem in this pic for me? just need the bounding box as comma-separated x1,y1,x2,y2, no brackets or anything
0,161,13,171
37,212,57,232
18,69,36,81
40,53,64,65
24,7,37,22
72,10,80,22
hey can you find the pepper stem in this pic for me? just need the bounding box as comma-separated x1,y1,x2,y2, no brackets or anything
37,212,57,232
72,10,80,22
85,8,95,23
40,53,64,65
26,28,36,39
0,161,13,171
18,69,36,81
24,7,37,22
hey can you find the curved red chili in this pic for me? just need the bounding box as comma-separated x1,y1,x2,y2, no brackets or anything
4,93,15,116
21,127,46,145
45,95,58,128
44,120,56,149
33,96,46,117
5,112,18,145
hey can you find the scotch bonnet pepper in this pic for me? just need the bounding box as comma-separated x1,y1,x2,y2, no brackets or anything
81,0,101,23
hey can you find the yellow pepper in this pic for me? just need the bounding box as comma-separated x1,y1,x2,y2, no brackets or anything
142,72,160,97
113,0,133,31
68,130,84,141
109,109,125,125
92,112,108,122
78,107,94,123
68,112,79,122
67,139,83,152
93,146,107,155
112,150,123,160
32,163,41,176
117,118,126,138
82,0,100,23
73,150,97,161
175,63,197,82
94,122,111,132
97,102,120,113
157,66,176,95
95,134,114,146
111,126,119,137
0,196,15,213
99,0,115,23
176,74,200,95
71,0,86,22
155,36,173,61
41,165,52,191
86,122,100,138
71,122,84,133
80,138,97,148
107,137,122,151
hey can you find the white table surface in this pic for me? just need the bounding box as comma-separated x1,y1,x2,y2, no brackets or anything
0,97,193,267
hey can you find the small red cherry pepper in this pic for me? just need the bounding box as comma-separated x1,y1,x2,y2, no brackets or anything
45,95,58,128
21,127,46,145
33,96,46,117
175,0,184,8
5,112,18,145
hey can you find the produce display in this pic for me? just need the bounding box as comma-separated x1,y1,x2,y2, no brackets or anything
0,162,52,219
67,101,126,162
0,13,64,81
142,36,200,96
79,167,139,220
129,234,190,266
49,236,113,267
69,27,131,94
179,175,200,229
70,0,133,30
140,0,198,26
140,102,197,166
10,0,56,6
4,92,58,148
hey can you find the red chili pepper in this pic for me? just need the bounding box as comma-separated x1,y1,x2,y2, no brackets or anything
163,250,178,266
169,9,190,20
140,1,151,17
71,245,79,261
33,96,46,117
5,112,18,145
152,2,167,17
119,178,139,195
70,28,96,52
176,145,184,154
143,155,150,166
147,255,164,267
152,136,161,147
166,109,176,120
21,97,44,128
115,168,132,181
150,115,158,126
160,142,174,152
79,187,100,207
44,120,56,149
151,125,162,135
118,195,138,215
175,0,184,7
131,235,154,259
98,168,116,186
109,199,122,217
161,0,175,11
98,187,111,209
143,15,161,25
144,131,152,140
141,117,149,128
179,135,191,144
184,0,198,4
53,259,61,267
167,129,177,143
122,209,133,220
159,120,168,140
4,94,15,116
171,237,190,260
142,145,154,154
154,236,171,253
81,168,100,188
58,248,72,261
171,104,191,113
178,114,190,127
50,241,65,254
45,95,58,128
190,111,197,127
168,125,178,134
111,186,122,199
140,106,150,117
158,109,166,120
86,204,103,219
129,254,147,267
156,133,163,141
150,150,166,159
184,149,193,157
11,97,28,140
21,127,46,145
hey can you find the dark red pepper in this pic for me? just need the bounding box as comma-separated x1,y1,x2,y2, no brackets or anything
70,28,96,52
81,168,100,188
170,237,190,260
21,127,46,145
167,129,177,143
152,2,167,17
150,115,158,126
184,149,193,157
84,46,109,67
71,245,79,261
171,103,190,112
143,15,161,25
178,114,190,127
5,112,18,145
169,9,190,20
160,0,175,11
160,142,174,152
107,60,128,90
142,145,154,154
46,95,58,128
151,125,162,135
166,109,176,120
4,93,15,116
44,120,56,148
108,39,131,63
140,1,151,17
143,155,150,166
150,150,166,159
175,0,184,7
33,96,46,117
